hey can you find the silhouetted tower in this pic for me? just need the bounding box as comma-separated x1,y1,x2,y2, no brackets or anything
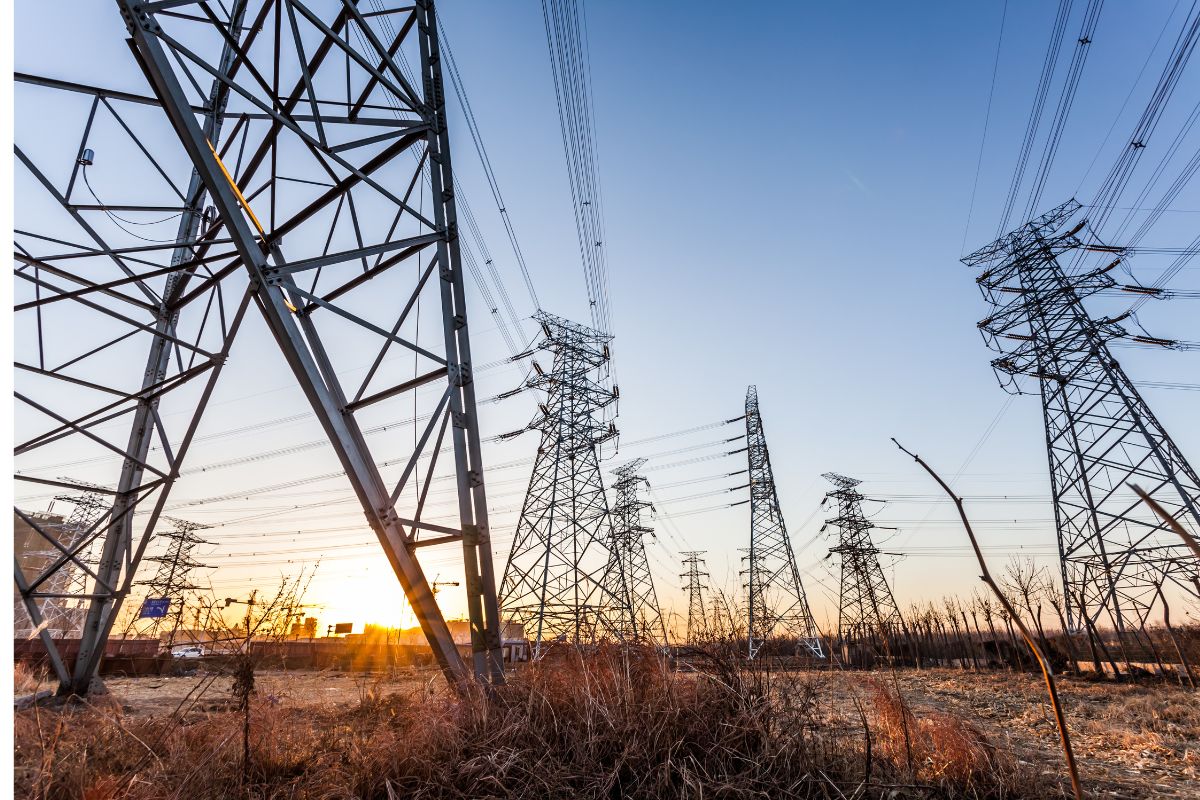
743,386,824,658
964,199,1200,640
608,459,666,643
822,473,903,652
680,551,709,644
135,518,213,645
500,311,629,654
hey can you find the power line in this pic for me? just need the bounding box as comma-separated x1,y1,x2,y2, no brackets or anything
540,0,614,336
436,16,540,311
961,0,1010,256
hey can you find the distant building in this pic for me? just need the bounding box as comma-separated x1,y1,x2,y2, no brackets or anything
288,617,320,639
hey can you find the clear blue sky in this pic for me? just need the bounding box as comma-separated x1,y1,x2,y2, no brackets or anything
13,1,1199,633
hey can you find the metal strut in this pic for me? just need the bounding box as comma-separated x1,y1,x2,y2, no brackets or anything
13,0,504,695
964,199,1200,640
743,386,824,659
117,0,502,689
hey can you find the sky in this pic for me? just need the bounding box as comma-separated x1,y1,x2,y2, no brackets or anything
11,1,1200,637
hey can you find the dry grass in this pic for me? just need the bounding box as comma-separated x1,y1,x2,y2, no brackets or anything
847,668,1200,798
867,678,1018,790
13,648,1052,800
15,661,48,695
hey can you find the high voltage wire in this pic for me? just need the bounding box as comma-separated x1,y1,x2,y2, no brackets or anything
356,5,535,361
540,0,614,337
189,469,752,542
1084,1,1200,238
996,0,1075,235
16,345,523,477
436,16,540,311
1073,1,1186,196
204,482,749,570
1109,100,1200,248
961,0,1009,257
1023,0,1105,220
122,421,743,519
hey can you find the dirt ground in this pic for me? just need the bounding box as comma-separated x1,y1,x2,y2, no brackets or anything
16,664,1199,798
97,667,445,717
819,668,1199,799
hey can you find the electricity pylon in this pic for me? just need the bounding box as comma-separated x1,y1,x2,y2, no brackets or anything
743,386,824,659
133,518,212,646
15,488,108,639
964,198,1200,642
15,0,503,695
57,489,110,637
609,459,666,644
822,473,903,654
500,311,629,654
680,551,709,644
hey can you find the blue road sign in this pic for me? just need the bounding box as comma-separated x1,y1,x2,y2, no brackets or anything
139,597,171,619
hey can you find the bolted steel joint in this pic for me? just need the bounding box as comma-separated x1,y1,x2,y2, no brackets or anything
448,363,471,387
120,2,161,35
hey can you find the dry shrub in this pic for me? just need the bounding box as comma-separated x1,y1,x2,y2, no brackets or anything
15,660,46,694
867,679,1026,792
16,648,1046,799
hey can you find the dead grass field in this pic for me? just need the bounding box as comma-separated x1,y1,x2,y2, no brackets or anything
13,658,1199,799
821,669,1199,798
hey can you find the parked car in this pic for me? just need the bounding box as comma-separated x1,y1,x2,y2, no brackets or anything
170,645,205,659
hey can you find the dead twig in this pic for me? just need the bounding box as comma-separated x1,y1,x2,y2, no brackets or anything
1129,483,1200,560
893,437,1083,800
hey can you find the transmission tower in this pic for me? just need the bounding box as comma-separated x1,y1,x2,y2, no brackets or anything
680,551,709,644
134,518,213,647
964,198,1200,641
743,386,824,659
608,459,666,644
57,490,110,633
15,488,108,639
15,0,504,695
499,311,630,653
822,473,904,654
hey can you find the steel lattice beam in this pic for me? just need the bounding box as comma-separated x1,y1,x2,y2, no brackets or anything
822,473,904,654
499,311,630,654
964,199,1200,642
608,459,666,644
743,386,823,659
14,0,503,695
680,550,709,645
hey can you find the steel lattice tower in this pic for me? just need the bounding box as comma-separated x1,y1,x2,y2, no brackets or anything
743,386,824,659
680,551,709,644
822,473,904,651
57,489,110,634
15,0,503,695
14,489,108,639
608,459,666,644
964,198,1200,639
133,518,213,646
500,311,629,653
